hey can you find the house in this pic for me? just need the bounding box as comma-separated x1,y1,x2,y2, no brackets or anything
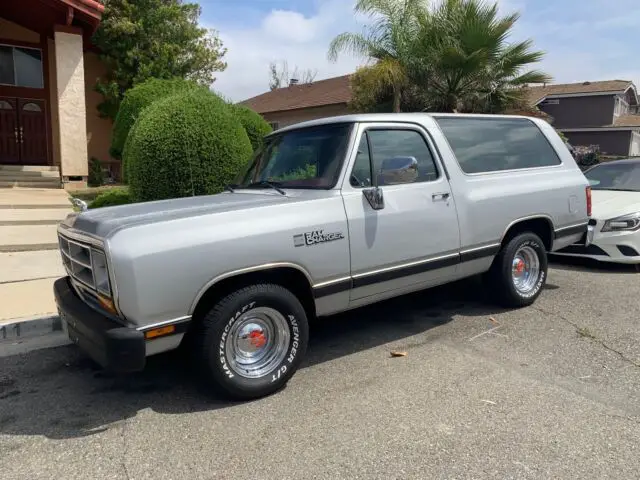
240,75,352,131
243,74,640,157
0,0,113,188
527,80,640,157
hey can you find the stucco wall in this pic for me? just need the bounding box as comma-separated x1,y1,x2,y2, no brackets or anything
261,104,351,129
0,18,39,43
83,51,112,164
54,30,88,178
48,38,61,167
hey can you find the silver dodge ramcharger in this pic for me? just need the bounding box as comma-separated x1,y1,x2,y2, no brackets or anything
54,113,591,399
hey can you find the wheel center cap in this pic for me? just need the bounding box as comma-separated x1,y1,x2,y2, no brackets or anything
514,258,525,275
237,322,269,355
248,329,267,348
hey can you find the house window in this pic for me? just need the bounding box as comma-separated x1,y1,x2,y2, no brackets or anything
0,45,44,89
614,96,629,117
268,121,280,131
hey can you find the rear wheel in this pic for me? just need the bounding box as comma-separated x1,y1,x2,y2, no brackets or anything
487,232,548,307
196,284,309,400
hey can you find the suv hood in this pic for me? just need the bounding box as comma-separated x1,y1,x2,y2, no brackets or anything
64,190,304,239
591,190,640,220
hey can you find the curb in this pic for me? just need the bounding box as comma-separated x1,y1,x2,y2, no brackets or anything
0,314,71,357
1,313,62,340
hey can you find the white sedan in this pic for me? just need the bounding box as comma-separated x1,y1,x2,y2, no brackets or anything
555,158,640,266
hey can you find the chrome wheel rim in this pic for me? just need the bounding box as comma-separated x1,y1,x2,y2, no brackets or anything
511,246,540,294
225,307,290,378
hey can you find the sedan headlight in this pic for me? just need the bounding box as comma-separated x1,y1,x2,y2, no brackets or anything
91,249,111,296
601,212,640,232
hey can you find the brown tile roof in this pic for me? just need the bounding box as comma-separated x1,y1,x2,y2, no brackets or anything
525,80,633,105
240,75,352,114
612,115,640,127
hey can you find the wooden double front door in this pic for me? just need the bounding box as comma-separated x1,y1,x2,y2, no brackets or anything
0,97,48,165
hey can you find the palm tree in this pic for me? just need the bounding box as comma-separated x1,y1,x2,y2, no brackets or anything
327,0,423,113
412,0,551,113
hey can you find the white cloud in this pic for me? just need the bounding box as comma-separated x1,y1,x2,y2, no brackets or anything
261,10,319,43
211,0,365,102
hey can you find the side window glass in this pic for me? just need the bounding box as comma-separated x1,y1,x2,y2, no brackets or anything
350,134,373,187
350,129,439,187
435,117,562,174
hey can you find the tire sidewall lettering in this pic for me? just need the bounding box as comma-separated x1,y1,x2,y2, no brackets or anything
217,300,301,382
514,239,546,299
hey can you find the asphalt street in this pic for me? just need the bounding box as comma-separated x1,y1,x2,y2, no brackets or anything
1,259,639,480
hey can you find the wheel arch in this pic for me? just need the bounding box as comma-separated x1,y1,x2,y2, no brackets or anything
500,215,554,251
189,263,316,323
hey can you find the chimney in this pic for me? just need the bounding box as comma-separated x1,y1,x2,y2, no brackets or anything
289,78,299,86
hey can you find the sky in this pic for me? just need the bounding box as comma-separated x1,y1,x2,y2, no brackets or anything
199,0,640,102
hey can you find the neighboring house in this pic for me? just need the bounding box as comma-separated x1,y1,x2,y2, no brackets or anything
240,75,352,130
528,80,640,157
242,75,640,157
0,0,113,188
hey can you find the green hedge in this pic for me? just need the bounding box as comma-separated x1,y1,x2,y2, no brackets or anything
125,89,253,202
88,187,132,209
229,104,272,151
111,78,202,161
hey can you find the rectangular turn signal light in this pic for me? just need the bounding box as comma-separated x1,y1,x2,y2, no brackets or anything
144,325,176,339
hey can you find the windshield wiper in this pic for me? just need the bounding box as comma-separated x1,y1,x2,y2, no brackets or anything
245,181,287,196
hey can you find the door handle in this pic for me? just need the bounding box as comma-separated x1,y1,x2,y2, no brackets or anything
14,128,18,144
432,192,450,202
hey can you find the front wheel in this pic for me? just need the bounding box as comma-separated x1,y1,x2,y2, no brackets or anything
197,284,309,400
487,232,548,308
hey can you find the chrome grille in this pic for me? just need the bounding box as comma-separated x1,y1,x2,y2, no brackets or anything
58,234,96,290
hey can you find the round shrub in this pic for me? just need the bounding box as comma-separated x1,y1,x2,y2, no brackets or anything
89,187,132,209
125,89,253,202
229,104,272,151
111,78,202,161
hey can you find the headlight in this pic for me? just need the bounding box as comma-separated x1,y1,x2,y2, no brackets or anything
91,249,111,296
601,212,640,232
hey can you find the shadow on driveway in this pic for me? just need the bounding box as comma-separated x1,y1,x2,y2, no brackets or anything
1,276,514,440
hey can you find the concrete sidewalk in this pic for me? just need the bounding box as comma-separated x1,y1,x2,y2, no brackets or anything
0,188,71,340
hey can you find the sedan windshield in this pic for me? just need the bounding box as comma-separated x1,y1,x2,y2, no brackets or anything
585,162,640,192
237,123,353,190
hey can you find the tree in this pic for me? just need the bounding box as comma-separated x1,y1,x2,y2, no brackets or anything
328,0,423,112
409,0,551,113
93,0,227,119
268,60,317,90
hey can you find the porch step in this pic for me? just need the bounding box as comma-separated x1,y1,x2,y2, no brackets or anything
0,225,59,252
0,165,62,188
0,165,60,172
0,169,61,178
0,180,62,189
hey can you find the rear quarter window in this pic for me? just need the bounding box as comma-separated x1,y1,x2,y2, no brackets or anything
434,117,561,174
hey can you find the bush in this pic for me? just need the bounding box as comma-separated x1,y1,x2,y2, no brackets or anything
125,89,253,202
88,157,104,187
111,78,202,161
88,187,132,209
229,104,272,151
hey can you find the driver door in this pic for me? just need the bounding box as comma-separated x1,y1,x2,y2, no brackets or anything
341,122,461,302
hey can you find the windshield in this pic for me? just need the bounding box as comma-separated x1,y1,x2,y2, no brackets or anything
237,123,353,189
585,162,640,192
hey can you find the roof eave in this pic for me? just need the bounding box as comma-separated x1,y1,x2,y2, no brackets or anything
243,100,349,115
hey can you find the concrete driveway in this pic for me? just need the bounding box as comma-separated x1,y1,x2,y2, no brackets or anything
1,262,638,480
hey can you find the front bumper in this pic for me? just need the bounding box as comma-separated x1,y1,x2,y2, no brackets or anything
54,276,146,373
